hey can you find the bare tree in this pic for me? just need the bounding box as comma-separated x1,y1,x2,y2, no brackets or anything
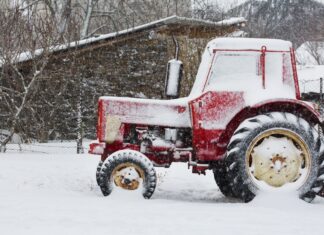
79,0,192,39
304,41,324,65
0,6,63,151
192,0,224,21
45,0,73,35
80,0,97,39
296,40,324,66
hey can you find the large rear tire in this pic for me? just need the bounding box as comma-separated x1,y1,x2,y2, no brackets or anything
98,150,157,199
213,161,235,197
226,112,324,203
318,187,324,197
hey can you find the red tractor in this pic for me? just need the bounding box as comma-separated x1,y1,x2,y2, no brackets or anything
89,38,324,202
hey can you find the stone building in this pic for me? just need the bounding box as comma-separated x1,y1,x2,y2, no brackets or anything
2,16,246,141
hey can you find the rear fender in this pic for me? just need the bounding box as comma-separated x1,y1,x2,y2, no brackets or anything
218,99,321,155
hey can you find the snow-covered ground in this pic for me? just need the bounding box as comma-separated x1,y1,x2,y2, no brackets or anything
298,65,324,93
1,143,324,235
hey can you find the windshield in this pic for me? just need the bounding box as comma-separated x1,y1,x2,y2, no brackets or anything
205,51,295,94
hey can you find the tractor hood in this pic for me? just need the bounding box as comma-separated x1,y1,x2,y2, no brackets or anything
97,96,191,142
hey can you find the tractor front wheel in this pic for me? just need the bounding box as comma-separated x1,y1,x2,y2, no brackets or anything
96,160,103,186
98,150,157,199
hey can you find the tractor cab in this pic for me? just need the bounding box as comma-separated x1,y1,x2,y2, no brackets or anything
189,38,300,104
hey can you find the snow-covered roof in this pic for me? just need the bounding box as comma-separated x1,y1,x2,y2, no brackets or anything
0,16,246,67
207,38,292,51
62,16,245,51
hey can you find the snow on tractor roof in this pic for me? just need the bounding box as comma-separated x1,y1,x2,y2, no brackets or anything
208,38,292,51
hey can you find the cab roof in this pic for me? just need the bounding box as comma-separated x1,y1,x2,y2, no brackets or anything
208,38,292,51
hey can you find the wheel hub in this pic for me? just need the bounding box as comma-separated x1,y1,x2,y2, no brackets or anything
248,133,308,188
271,155,286,171
112,163,144,190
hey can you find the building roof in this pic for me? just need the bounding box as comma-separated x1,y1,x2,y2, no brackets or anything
0,15,246,67
53,15,246,51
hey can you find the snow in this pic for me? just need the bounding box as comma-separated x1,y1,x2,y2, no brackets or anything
244,87,296,106
0,129,22,144
298,65,324,93
296,41,324,94
100,95,189,106
207,37,292,51
1,142,324,235
215,17,246,26
225,30,248,37
296,41,324,66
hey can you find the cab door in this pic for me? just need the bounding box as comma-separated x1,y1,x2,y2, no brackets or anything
189,91,245,162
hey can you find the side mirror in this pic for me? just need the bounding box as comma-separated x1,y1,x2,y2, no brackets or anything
165,59,183,99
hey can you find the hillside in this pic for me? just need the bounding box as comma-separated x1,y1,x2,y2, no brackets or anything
227,0,324,47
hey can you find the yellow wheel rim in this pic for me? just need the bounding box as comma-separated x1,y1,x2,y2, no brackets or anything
246,129,311,188
112,163,145,190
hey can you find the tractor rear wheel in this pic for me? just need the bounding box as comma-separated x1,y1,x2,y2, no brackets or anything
318,187,324,197
98,150,156,199
226,112,324,202
213,161,235,197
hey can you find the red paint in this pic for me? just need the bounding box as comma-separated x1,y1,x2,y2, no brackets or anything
290,48,301,99
97,99,104,141
189,91,245,161
261,46,267,89
213,49,290,53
